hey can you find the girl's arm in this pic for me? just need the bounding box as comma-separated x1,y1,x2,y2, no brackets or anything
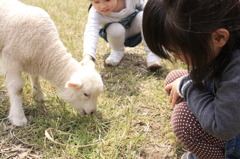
82,8,101,61
180,52,240,141
164,76,186,107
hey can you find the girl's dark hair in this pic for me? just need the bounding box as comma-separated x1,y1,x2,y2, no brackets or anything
143,0,240,87
88,4,92,12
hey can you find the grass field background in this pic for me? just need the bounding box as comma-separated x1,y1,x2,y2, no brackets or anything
0,0,186,158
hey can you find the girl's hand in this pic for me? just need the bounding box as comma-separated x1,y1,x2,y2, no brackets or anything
80,55,93,66
164,78,181,107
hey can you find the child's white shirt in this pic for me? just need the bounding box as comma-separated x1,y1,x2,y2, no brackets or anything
83,0,145,59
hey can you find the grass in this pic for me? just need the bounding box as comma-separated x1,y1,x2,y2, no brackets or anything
0,0,186,158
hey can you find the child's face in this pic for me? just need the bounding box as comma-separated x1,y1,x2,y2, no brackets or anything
171,43,221,66
173,53,192,66
91,0,118,15
167,46,192,66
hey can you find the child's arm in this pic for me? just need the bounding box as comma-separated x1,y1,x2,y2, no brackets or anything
82,8,101,62
180,60,240,141
164,74,189,107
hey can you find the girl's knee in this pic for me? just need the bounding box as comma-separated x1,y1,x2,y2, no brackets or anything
131,11,143,30
106,23,125,38
171,102,195,140
164,69,188,86
135,11,143,23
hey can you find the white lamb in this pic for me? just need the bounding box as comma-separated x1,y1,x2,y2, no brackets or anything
0,0,104,127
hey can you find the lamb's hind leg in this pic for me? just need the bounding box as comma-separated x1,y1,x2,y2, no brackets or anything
30,75,44,102
5,69,27,127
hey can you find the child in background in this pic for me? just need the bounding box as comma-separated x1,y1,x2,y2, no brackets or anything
80,0,162,71
143,0,240,158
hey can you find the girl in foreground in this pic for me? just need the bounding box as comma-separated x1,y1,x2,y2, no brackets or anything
80,0,162,71
143,0,240,158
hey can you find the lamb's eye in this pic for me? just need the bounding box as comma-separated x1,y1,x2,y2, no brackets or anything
84,93,90,97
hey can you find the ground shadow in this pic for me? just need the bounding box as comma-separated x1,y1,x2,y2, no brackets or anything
100,51,171,98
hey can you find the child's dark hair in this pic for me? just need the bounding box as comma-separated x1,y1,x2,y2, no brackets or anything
143,0,240,87
88,4,92,12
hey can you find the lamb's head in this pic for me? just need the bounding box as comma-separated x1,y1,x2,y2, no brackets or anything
60,61,103,115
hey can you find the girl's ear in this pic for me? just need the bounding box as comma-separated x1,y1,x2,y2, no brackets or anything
211,29,229,48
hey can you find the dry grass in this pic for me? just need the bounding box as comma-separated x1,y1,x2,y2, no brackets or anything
0,0,186,158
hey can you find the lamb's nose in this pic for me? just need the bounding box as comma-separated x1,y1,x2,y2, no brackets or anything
90,109,96,114
84,108,96,115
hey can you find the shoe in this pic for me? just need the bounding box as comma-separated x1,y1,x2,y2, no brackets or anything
105,51,124,66
146,52,162,71
181,152,198,159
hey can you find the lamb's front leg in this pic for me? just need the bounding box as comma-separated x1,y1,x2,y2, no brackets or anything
6,71,27,127
30,75,44,102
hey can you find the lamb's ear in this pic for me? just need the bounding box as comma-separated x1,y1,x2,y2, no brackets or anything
65,81,83,89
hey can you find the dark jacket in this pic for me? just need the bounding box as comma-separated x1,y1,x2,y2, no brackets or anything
178,49,240,141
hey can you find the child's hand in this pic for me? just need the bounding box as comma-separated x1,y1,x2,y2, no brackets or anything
164,78,181,107
80,55,93,66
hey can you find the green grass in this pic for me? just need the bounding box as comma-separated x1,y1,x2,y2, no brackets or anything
0,0,186,158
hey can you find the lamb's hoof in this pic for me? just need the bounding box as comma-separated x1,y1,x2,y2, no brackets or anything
8,115,28,127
